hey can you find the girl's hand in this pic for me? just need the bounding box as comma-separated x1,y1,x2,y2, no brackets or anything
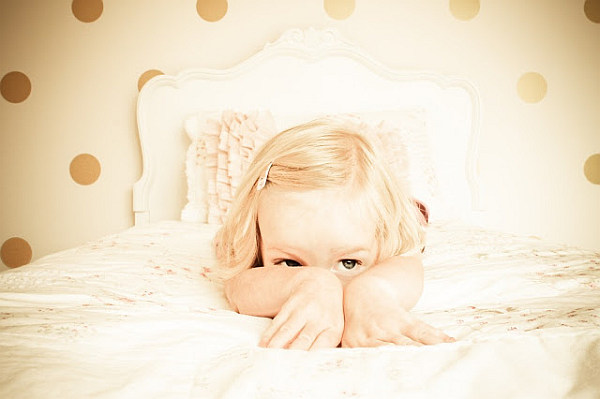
341,275,454,347
259,267,344,350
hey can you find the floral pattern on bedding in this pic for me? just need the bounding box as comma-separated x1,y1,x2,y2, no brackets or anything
416,221,600,341
1,221,599,344
0,222,229,346
1,221,599,398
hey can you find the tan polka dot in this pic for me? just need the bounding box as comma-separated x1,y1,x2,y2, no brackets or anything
584,0,600,23
137,69,164,92
1,237,32,268
72,0,103,23
584,153,600,184
449,0,480,21
324,0,355,20
517,72,547,103
70,153,101,185
1,71,31,103
196,0,228,22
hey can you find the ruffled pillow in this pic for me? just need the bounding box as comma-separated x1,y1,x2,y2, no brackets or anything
183,109,439,224
182,110,277,224
354,110,440,220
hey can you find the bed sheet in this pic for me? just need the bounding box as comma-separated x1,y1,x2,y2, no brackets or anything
1,221,598,398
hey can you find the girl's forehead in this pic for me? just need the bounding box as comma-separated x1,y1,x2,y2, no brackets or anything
258,187,378,243
259,186,370,214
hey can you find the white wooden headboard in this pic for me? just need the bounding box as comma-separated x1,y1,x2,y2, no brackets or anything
134,27,481,225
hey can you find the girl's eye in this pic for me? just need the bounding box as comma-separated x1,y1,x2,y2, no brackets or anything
279,259,302,267
339,259,359,270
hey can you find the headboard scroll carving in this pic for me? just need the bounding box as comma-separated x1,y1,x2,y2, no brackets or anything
264,27,354,58
134,27,481,225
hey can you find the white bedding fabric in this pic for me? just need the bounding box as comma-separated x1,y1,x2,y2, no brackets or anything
1,221,599,399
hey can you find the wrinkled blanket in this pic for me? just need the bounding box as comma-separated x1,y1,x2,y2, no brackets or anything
1,221,598,398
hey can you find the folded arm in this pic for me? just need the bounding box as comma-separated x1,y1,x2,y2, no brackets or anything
350,254,425,311
342,254,454,347
225,266,307,317
225,266,345,350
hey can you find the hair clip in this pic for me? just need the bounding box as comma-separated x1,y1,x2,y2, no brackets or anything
256,162,273,191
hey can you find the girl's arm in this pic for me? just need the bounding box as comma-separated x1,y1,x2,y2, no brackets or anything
225,266,328,317
225,266,345,350
349,254,424,311
342,255,454,347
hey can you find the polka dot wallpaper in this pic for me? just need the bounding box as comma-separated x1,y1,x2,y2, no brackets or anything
138,69,164,92
0,71,31,103
324,0,356,20
71,0,104,23
196,0,228,22
1,0,598,269
449,0,480,21
517,72,547,104
70,153,101,185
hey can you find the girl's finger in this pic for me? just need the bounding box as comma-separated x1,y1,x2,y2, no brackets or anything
265,312,306,349
259,304,292,347
288,324,321,351
390,334,423,346
350,337,396,348
308,327,341,351
260,321,279,347
404,320,454,345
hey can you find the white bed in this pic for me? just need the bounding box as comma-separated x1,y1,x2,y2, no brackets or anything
1,28,599,399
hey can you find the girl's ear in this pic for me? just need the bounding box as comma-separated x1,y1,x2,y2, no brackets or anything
414,199,429,225
254,224,263,268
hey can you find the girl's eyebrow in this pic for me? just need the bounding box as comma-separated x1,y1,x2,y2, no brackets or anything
266,243,369,255
330,246,371,256
265,246,307,262
264,244,299,253
264,242,372,262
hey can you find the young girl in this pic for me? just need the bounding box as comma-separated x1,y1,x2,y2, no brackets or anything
214,116,454,350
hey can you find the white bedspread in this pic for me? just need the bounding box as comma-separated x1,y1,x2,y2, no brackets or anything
1,221,599,398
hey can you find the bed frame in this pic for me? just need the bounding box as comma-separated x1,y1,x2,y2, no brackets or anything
6,32,600,396
134,27,481,226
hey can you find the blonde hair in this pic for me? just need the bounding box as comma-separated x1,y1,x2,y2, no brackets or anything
214,116,424,276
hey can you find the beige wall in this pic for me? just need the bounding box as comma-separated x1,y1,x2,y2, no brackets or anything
1,0,599,270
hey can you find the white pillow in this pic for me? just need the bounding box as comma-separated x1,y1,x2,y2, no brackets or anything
182,109,440,224
356,110,441,221
182,110,277,224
